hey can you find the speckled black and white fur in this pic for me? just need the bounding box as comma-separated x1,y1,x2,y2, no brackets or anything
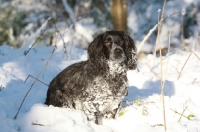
45,31,137,124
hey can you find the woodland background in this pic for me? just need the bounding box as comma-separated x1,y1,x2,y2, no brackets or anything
0,0,200,57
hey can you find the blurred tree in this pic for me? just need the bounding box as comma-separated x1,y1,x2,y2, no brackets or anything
0,4,26,48
184,3,200,38
111,0,127,32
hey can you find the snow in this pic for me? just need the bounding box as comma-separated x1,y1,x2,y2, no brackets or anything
0,42,200,132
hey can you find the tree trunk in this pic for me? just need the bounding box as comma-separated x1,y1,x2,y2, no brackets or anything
111,0,127,32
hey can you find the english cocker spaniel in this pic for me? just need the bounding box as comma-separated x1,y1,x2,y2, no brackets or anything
45,31,137,124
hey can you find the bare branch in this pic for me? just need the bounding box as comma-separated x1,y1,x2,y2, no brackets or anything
24,17,52,56
14,33,57,119
24,75,49,87
137,24,158,53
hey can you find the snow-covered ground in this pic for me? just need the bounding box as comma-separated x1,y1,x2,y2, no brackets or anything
0,42,200,132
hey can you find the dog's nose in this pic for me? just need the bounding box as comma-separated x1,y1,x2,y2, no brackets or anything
114,48,123,55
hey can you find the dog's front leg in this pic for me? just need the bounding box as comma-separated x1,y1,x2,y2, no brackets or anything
102,102,122,119
83,102,100,124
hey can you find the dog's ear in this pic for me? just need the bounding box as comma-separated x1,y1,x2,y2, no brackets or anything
88,33,108,75
122,31,138,70
88,33,105,64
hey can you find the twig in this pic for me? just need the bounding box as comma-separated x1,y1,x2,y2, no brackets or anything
24,75,49,87
178,100,188,122
177,52,192,80
32,122,45,126
24,28,48,56
14,33,58,119
192,51,200,61
190,78,197,84
53,21,69,59
24,17,52,56
146,63,159,78
137,23,158,53
151,124,164,127
178,102,188,122
170,108,189,121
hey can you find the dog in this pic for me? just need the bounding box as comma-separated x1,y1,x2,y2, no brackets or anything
45,31,137,124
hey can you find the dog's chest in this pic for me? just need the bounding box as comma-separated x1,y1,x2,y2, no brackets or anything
86,75,128,112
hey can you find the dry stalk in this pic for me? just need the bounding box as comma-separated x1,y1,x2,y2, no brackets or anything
170,108,188,120
170,101,188,122
178,103,188,122
190,78,197,84
177,52,192,80
162,30,171,88
153,0,166,64
192,51,200,61
146,63,159,78
160,44,167,132
157,0,167,131
153,10,161,64
14,32,58,119
151,124,164,127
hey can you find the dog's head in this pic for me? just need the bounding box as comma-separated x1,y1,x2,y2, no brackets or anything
88,31,137,71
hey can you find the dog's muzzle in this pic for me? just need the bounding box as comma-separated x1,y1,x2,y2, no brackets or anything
114,48,124,59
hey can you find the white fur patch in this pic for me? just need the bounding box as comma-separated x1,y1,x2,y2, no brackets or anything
107,61,127,76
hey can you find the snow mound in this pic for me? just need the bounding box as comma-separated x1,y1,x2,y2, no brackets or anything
18,104,112,132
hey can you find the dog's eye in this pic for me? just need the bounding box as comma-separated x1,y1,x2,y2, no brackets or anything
105,42,111,46
119,39,124,45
